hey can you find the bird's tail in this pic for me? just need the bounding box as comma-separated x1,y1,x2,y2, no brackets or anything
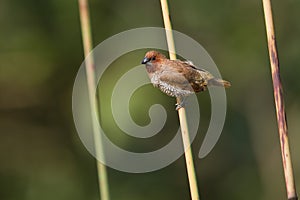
208,78,231,88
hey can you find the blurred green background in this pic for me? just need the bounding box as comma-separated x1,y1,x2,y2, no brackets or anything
1,0,300,199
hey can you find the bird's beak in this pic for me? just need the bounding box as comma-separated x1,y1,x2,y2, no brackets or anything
141,57,150,64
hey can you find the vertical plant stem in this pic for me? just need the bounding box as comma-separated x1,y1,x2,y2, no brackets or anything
160,0,200,199
262,0,298,199
78,0,110,200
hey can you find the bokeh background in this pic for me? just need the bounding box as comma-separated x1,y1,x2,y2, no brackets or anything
1,0,300,199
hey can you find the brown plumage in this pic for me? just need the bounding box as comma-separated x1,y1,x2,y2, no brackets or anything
141,51,231,99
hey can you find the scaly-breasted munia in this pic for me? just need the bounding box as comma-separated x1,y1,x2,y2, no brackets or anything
141,50,231,109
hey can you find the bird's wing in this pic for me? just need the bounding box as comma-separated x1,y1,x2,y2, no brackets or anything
180,61,231,88
158,59,216,93
181,60,212,77
178,60,215,92
158,68,194,92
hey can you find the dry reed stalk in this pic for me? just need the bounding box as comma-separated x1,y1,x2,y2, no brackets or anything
262,0,298,199
78,0,110,199
160,0,200,199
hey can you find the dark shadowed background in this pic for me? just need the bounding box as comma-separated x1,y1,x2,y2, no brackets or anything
1,0,300,199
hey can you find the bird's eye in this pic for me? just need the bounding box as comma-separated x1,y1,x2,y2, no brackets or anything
151,56,156,61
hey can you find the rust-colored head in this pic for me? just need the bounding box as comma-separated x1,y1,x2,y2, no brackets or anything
141,51,166,64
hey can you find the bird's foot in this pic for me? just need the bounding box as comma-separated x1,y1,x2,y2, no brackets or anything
175,97,186,110
175,103,183,110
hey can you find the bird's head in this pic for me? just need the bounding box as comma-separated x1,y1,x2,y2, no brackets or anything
141,51,166,64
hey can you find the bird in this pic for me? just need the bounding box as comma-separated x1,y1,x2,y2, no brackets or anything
141,50,231,110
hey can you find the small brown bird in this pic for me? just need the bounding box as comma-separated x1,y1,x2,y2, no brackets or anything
141,50,231,110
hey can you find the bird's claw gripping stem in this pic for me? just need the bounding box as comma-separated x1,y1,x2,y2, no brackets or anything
175,97,186,110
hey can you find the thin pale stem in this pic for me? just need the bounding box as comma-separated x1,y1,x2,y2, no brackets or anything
160,0,200,199
262,0,297,199
78,0,110,200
